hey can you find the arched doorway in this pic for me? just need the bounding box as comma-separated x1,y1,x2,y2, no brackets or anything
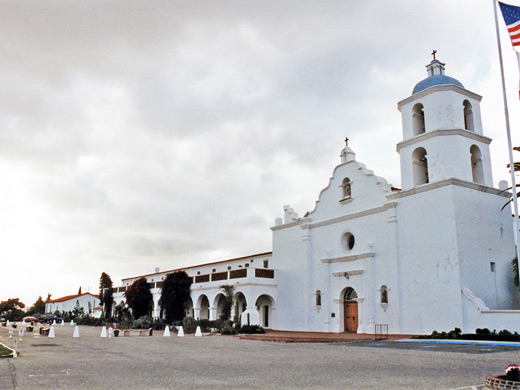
343,287,358,333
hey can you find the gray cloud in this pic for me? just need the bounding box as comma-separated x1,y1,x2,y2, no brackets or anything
0,0,516,305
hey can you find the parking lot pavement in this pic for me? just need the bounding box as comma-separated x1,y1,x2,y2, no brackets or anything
0,324,517,390
0,358,16,390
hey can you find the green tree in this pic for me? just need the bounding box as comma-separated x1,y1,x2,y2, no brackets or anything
99,272,114,318
26,296,46,315
159,271,192,324
219,285,234,322
124,277,153,319
0,298,26,321
114,302,131,323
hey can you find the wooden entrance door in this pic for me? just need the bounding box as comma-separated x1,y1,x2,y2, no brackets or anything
344,301,358,332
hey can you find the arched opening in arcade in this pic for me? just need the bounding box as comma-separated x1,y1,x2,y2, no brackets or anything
232,292,247,323
197,295,210,320
255,294,275,329
185,296,194,318
213,293,228,321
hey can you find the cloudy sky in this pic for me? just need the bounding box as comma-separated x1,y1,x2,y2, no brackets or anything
1,0,519,307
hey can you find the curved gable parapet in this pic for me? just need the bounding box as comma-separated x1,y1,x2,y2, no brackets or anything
354,162,392,192
305,161,393,218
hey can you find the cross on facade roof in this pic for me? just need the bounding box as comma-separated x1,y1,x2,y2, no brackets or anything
345,137,349,147
432,49,437,60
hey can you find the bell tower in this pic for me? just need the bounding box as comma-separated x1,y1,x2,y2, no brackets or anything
397,56,494,190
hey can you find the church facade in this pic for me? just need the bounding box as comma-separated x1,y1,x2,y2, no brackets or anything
113,59,520,334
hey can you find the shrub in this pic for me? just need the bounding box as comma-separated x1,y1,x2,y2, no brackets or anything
76,316,104,326
199,319,211,329
131,316,165,330
415,328,461,339
221,325,236,335
182,317,196,327
238,324,265,334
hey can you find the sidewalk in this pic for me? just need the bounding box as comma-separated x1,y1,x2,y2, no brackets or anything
238,330,415,343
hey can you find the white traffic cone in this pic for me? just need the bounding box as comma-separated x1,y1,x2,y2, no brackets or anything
70,319,74,326
6,320,9,327
73,326,79,338
48,326,55,338
100,327,107,338
163,326,170,337
22,320,26,327
195,326,202,337
177,326,184,337
52,320,56,326
61,320,65,326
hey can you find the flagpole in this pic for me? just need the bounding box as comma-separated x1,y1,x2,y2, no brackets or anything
493,0,520,278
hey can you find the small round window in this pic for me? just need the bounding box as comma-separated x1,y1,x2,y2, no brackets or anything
342,232,355,251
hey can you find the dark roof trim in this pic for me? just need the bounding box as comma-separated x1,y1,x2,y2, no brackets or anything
121,251,273,281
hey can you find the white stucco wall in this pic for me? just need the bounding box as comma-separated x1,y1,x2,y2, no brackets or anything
46,293,100,315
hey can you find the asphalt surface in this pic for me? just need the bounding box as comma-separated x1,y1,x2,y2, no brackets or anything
0,324,519,389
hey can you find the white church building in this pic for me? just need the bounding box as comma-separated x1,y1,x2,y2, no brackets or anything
113,58,520,335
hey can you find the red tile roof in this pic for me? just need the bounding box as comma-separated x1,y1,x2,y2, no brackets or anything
47,292,99,303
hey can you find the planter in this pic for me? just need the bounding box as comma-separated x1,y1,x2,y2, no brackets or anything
486,374,520,389
113,329,120,337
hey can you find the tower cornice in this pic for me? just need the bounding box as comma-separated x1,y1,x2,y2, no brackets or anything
398,84,482,111
396,129,492,153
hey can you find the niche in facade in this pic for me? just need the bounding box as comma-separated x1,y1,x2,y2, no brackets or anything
342,177,351,199
380,285,388,311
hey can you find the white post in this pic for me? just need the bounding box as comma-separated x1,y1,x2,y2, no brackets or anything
494,0,520,280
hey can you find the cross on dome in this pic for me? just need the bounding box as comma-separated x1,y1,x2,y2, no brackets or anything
412,53,464,94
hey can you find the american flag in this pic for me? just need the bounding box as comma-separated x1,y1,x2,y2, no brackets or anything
498,2,520,99
499,2,520,48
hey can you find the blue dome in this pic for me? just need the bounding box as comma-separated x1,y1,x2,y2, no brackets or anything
412,74,464,94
